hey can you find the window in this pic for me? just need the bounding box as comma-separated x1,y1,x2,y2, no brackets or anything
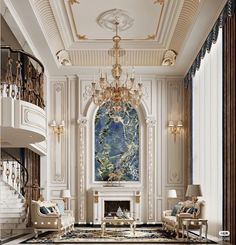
192,29,222,236
95,102,139,182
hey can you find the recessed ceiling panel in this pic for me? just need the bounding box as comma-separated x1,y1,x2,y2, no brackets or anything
68,0,164,40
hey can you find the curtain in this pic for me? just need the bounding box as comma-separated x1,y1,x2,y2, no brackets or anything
192,29,223,237
223,8,236,244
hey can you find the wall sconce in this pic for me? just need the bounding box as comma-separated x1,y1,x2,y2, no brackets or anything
49,120,65,142
168,120,183,142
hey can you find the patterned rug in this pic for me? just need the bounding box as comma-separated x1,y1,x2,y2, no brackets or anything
22,227,217,244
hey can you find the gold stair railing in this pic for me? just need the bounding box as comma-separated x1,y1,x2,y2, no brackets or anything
0,46,45,109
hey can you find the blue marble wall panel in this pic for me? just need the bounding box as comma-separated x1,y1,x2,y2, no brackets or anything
95,102,139,181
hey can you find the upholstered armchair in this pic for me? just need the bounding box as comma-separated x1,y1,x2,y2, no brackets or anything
162,200,204,238
31,200,74,237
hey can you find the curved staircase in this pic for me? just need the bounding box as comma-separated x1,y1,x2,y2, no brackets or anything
0,180,27,235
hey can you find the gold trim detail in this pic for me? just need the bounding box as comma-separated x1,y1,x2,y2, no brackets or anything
94,196,98,203
69,0,79,4
145,34,156,40
77,34,88,40
69,4,164,41
154,0,164,4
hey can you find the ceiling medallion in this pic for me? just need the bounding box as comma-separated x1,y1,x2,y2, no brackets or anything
96,9,134,32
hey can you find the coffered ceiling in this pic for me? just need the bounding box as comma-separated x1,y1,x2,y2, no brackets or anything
1,0,227,76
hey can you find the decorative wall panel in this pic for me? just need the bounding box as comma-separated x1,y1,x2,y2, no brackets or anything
50,81,67,184
95,102,139,182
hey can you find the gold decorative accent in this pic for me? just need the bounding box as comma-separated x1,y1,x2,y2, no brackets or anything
69,0,79,4
77,34,88,40
94,196,99,203
145,34,156,40
135,195,140,203
154,0,164,4
90,22,143,111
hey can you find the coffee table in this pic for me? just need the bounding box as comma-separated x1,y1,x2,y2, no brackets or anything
101,217,136,236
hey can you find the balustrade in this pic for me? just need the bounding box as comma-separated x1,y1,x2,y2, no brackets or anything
1,46,45,109
0,150,28,195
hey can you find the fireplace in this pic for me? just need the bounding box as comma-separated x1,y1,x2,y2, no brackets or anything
104,200,130,217
92,187,141,224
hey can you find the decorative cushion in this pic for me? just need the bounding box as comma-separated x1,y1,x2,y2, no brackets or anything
40,206,49,214
56,203,65,215
171,203,183,216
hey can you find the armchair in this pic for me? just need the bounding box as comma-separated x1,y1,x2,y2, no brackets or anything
31,200,74,237
162,200,204,238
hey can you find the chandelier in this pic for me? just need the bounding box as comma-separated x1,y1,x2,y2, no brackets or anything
91,22,143,111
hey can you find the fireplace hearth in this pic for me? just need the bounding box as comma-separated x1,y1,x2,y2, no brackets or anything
104,200,130,217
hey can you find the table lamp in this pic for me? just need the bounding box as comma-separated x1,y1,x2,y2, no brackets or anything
185,184,202,218
167,189,177,198
61,189,71,210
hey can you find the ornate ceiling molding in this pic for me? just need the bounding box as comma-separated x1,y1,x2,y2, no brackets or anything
96,9,134,32
68,49,165,66
169,0,201,53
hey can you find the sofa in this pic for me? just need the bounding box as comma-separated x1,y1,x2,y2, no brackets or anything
162,200,204,238
31,200,74,237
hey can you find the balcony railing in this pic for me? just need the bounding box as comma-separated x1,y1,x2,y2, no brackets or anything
1,46,45,109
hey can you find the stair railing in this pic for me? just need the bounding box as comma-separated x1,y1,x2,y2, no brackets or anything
0,46,45,109
0,149,28,196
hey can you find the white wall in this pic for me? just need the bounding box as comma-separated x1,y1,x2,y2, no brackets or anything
192,29,222,237
44,74,186,224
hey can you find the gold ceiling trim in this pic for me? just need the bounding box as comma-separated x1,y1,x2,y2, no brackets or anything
77,34,88,40
69,1,164,41
145,34,156,40
69,0,80,5
154,0,164,5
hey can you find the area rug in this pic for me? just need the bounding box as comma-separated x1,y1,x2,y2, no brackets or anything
22,227,217,244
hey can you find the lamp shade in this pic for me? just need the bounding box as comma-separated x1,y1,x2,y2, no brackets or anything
185,184,202,197
61,189,71,198
167,189,177,198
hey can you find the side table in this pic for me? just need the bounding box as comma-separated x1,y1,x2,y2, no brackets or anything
182,218,208,240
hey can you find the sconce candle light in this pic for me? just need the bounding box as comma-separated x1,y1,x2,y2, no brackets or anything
49,120,65,142
168,120,183,142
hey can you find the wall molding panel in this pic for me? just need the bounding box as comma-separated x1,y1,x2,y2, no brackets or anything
45,75,185,224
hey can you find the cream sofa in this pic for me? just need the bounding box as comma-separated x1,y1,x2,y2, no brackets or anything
31,200,74,237
162,200,204,238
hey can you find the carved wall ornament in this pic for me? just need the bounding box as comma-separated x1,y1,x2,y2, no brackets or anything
162,50,177,66
56,50,72,66
146,117,157,127
97,9,134,32
77,118,87,126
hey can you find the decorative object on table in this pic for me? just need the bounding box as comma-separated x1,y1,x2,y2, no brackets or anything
22,227,216,244
116,206,124,218
185,184,202,218
61,189,71,210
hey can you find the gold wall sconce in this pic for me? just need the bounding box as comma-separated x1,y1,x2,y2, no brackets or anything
49,120,65,142
168,120,183,142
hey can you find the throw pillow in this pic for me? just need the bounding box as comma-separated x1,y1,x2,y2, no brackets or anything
171,203,182,216
40,206,49,215
56,203,65,215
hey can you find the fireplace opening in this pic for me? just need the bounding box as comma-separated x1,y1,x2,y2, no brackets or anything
104,201,130,218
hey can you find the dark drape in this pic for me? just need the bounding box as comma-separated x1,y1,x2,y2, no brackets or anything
183,81,192,186
223,7,236,244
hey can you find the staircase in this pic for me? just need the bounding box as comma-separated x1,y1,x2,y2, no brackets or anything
0,150,29,241
0,179,28,240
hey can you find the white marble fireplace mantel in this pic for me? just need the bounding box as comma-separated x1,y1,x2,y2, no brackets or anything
91,187,141,224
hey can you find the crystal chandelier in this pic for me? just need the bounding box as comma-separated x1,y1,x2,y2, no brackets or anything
91,22,143,111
